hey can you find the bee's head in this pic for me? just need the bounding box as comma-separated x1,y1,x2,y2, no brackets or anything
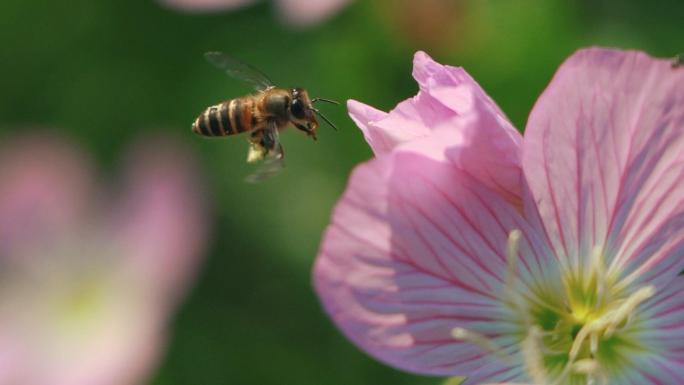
289,88,319,132
289,88,338,140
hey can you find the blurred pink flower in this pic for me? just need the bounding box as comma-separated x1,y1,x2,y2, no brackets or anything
314,49,684,384
158,0,351,27
0,134,208,385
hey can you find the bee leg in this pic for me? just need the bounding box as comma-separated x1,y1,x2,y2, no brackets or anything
295,123,317,141
249,129,274,150
261,128,275,148
246,131,267,163
260,127,284,158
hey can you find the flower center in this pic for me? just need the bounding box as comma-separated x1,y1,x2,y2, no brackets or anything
514,233,655,385
452,231,655,385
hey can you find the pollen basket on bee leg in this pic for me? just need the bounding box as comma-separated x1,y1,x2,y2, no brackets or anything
246,143,267,163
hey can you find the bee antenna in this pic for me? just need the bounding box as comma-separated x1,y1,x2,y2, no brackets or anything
311,108,338,131
311,97,340,105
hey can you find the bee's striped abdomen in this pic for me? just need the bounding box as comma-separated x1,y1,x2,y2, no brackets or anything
192,97,259,137
193,102,227,136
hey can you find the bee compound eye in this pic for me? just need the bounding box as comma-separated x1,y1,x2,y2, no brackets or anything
291,99,305,119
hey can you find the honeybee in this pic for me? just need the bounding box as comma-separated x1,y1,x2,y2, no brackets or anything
192,52,338,182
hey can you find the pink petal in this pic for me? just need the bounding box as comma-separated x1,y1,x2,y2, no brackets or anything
157,0,255,12
638,277,684,362
275,0,351,26
0,135,94,258
461,363,525,385
410,52,510,124
522,47,684,285
630,356,684,385
113,137,208,308
314,131,552,377
349,52,519,156
438,97,523,205
347,100,393,155
348,52,523,201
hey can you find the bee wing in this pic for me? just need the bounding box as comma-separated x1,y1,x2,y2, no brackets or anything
244,147,284,183
205,52,275,91
245,121,285,183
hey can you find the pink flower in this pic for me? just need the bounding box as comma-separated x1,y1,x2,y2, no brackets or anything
158,0,351,27
0,134,208,385
314,49,684,385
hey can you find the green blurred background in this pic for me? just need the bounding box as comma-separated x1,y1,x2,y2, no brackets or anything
0,0,682,384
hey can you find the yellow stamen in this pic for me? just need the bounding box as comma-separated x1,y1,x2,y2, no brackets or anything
506,230,521,289
572,358,600,374
505,230,531,319
604,285,654,337
522,326,550,385
569,285,654,360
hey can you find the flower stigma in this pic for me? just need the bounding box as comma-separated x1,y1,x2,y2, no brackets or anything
452,231,656,385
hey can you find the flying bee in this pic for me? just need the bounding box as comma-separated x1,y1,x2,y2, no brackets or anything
192,52,338,182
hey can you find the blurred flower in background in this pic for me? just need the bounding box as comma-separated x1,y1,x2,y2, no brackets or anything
0,134,208,385
374,0,467,54
158,0,352,27
314,49,684,384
